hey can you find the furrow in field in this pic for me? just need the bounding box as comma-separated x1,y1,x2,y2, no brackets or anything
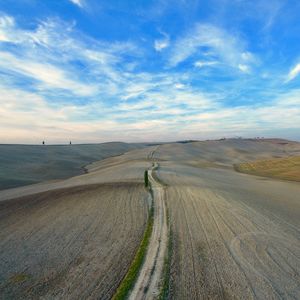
0,183,148,299
159,163,300,299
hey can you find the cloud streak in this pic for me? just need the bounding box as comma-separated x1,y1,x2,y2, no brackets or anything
0,52,98,96
286,63,300,82
0,15,139,99
168,23,254,72
69,0,84,8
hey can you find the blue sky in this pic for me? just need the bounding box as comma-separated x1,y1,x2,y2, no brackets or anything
0,0,299,143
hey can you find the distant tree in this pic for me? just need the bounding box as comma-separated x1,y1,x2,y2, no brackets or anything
144,170,149,188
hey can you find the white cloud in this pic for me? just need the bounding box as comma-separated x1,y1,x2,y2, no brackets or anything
168,23,255,71
0,82,299,143
286,63,300,82
241,52,254,62
174,83,185,89
0,16,139,97
84,89,295,140
154,38,169,51
0,15,15,42
154,30,170,52
69,0,84,8
0,52,98,96
238,64,250,73
0,14,299,143
194,60,218,68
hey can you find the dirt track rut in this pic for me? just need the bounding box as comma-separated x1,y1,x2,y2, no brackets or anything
129,162,168,299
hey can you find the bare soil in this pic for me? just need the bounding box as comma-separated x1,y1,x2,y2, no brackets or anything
154,140,300,299
1,139,299,299
0,183,148,299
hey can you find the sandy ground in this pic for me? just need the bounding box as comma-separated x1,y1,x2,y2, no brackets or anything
129,162,168,300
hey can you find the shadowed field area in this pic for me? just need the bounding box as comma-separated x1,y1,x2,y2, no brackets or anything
234,156,300,182
0,142,145,190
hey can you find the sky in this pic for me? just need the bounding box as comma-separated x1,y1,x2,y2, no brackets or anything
0,0,299,144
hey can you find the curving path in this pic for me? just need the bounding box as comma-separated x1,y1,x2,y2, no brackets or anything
129,162,168,299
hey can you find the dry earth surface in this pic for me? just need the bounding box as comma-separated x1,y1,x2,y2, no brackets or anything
0,139,300,299
153,139,300,299
0,146,157,299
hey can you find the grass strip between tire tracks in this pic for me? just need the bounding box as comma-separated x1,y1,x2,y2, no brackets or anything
112,179,154,300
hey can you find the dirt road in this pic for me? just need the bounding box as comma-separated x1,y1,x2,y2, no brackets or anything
129,162,168,299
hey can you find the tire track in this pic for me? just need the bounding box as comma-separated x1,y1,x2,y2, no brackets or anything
128,161,168,300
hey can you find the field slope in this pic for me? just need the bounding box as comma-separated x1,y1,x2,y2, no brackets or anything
0,146,159,299
0,142,145,190
153,139,300,299
0,139,299,299
234,156,300,182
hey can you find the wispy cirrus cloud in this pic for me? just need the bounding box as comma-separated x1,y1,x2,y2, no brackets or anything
168,23,255,73
154,38,169,51
0,15,138,98
194,60,218,68
0,15,15,42
0,51,98,96
1,80,299,143
286,63,300,82
69,0,84,8
154,31,169,52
